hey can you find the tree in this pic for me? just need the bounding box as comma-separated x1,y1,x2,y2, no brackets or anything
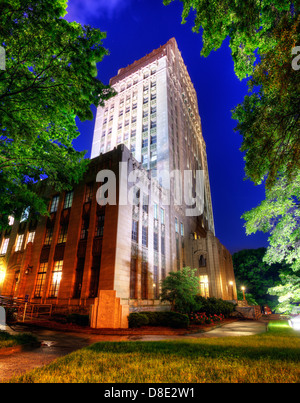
268,272,300,314
163,0,299,186
243,173,300,271
160,267,199,312
233,247,291,309
163,0,299,272
0,0,115,228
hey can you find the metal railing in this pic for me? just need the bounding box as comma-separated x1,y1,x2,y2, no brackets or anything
0,295,52,323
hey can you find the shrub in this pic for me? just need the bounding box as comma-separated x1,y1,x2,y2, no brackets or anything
193,296,235,318
128,311,189,329
128,313,149,328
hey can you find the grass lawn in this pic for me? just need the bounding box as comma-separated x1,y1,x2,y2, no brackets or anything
10,321,300,383
0,331,38,349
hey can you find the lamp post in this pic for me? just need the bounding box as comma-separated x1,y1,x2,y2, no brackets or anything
241,286,246,301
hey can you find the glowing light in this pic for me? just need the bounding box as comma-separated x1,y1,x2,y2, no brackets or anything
0,270,5,284
289,315,300,331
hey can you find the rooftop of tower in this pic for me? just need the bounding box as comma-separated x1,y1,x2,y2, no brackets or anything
109,37,178,86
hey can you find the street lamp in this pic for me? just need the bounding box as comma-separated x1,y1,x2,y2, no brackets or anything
241,286,246,300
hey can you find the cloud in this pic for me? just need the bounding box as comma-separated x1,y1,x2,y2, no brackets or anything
66,0,132,24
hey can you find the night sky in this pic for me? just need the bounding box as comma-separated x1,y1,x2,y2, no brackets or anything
65,0,269,254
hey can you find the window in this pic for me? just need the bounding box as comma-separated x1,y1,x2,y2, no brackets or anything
64,191,73,209
150,135,157,145
0,238,9,255
80,217,89,240
142,195,149,214
49,260,63,298
58,224,68,244
153,265,159,299
27,231,35,245
141,262,148,299
161,235,165,255
142,226,148,247
73,258,85,298
154,203,158,219
153,232,158,252
130,257,137,299
181,223,184,237
142,138,148,148
44,227,53,246
85,183,93,203
8,215,14,226
142,155,148,165
95,213,105,237
199,255,206,267
200,275,209,298
20,207,30,222
50,195,59,213
15,234,24,252
175,217,178,233
34,263,47,298
132,220,138,243
89,255,101,298
160,208,165,224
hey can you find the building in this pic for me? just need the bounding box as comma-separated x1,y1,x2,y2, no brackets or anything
0,39,237,328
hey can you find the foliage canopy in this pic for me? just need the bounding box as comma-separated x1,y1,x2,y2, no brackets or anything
0,0,115,228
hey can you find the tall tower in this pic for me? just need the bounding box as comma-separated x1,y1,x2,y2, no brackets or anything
91,38,215,235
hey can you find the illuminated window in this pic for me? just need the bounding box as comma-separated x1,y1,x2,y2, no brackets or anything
27,231,35,245
8,215,14,226
64,191,73,209
50,195,59,213
44,227,53,246
58,224,68,244
49,260,63,298
15,234,24,252
0,238,9,255
200,275,209,298
34,263,47,298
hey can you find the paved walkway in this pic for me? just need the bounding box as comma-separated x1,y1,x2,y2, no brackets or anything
0,320,267,382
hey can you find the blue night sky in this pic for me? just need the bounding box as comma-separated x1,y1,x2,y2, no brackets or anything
65,0,269,254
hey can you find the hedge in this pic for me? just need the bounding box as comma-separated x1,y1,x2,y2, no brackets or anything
128,311,189,328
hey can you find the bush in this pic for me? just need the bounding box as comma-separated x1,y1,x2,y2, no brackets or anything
128,313,149,328
193,296,235,318
128,311,189,329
